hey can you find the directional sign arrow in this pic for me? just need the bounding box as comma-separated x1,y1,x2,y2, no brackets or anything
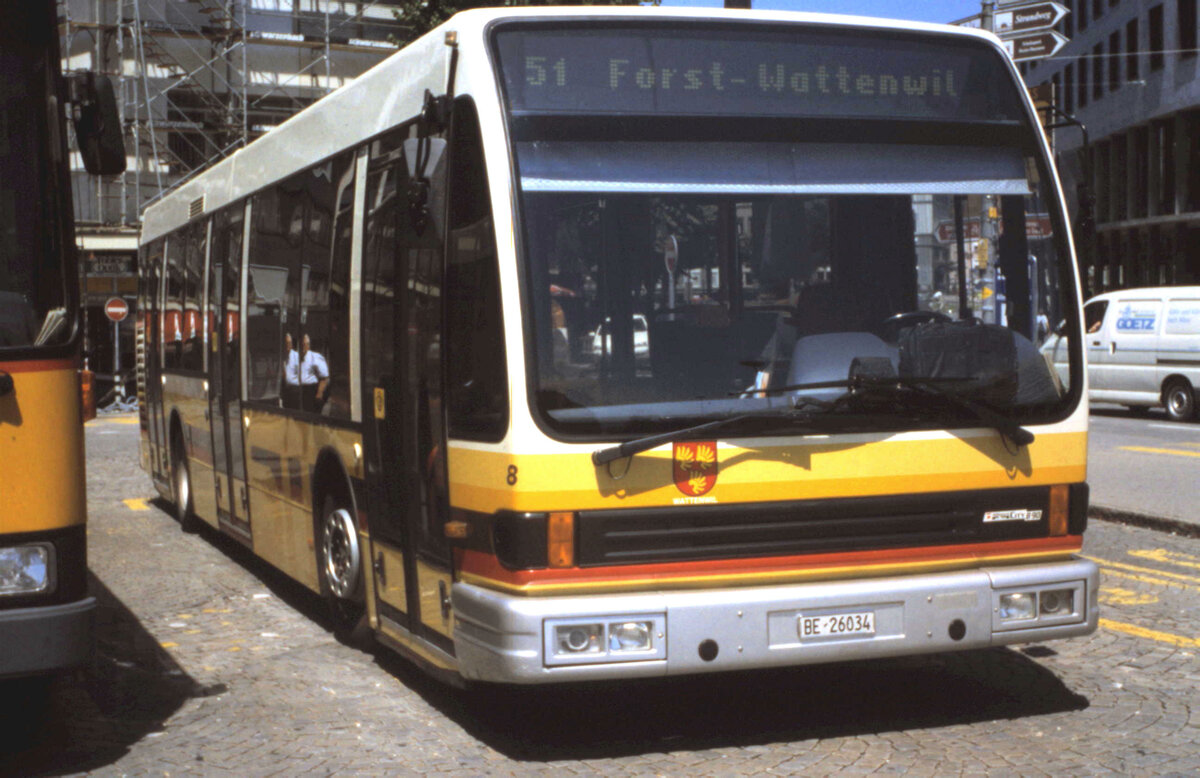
996,2,1070,37
1003,30,1069,62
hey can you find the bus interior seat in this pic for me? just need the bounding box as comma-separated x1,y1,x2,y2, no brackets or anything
786,331,897,403
649,311,780,398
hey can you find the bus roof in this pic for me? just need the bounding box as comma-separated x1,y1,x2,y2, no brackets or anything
139,6,1004,245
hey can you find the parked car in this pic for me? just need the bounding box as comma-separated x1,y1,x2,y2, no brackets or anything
591,314,650,359
1043,286,1200,421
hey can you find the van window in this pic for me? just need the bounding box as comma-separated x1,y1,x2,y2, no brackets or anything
1112,300,1160,335
1165,299,1200,335
1084,300,1108,333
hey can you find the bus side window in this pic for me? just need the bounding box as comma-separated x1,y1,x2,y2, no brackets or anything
163,234,184,369
182,222,205,372
247,185,294,405
445,97,508,441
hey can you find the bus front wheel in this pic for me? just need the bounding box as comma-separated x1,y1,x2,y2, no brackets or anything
316,495,367,640
170,429,199,533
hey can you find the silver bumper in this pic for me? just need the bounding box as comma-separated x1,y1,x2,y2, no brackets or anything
452,558,1098,684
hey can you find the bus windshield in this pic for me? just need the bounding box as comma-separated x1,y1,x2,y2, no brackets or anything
495,24,1078,438
0,27,71,350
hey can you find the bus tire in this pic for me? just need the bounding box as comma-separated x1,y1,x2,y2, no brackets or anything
316,494,367,641
1163,379,1196,422
170,423,200,533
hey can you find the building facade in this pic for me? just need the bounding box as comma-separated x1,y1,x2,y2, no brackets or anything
59,0,405,398
1021,0,1200,299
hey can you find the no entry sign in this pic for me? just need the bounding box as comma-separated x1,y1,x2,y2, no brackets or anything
104,297,129,323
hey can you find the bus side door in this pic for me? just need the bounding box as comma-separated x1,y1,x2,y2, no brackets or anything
361,130,454,653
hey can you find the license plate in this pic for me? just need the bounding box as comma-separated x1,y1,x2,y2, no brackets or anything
798,611,875,640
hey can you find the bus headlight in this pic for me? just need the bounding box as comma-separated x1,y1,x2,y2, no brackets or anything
1039,588,1074,616
545,614,666,666
0,544,53,596
998,592,1036,621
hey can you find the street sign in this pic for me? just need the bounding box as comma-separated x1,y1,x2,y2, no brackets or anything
1003,30,1069,61
104,296,129,322
994,2,1069,36
934,214,1053,243
664,235,678,275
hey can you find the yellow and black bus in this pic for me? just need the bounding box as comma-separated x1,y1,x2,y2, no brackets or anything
138,7,1097,684
1,1,123,681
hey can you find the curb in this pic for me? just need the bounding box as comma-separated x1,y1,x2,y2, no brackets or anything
1089,505,1200,539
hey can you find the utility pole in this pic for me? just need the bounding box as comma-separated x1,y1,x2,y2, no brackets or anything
980,1,995,32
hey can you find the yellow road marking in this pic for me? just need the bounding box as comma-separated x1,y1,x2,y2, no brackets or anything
1129,548,1200,571
86,416,139,426
1099,587,1159,606
160,642,178,648
123,498,149,511
1099,618,1200,648
1097,566,1200,593
1118,445,1200,459
1085,555,1200,586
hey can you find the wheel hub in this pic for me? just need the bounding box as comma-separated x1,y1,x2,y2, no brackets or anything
322,508,361,599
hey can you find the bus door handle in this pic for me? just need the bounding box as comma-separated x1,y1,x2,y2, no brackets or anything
374,552,385,585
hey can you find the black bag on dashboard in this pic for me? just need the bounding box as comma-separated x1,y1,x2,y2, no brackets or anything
898,320,1018,405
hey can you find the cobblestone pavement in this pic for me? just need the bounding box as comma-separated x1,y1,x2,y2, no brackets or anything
2,415,1198,776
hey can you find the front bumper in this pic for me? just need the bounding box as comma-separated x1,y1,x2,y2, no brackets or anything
452,558,1098,683
0,597,95,679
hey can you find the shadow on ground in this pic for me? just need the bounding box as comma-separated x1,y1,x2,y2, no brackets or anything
146,497,1092,765
0,573,213,777
378,644,1089,761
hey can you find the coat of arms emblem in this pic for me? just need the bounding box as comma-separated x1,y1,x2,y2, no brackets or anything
673,441,718,496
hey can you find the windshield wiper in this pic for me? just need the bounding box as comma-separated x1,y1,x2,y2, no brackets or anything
830,376,1035,446
591,407,829,466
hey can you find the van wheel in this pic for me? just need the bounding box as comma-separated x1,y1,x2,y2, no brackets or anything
316,495,367,640
1163,379,1196,422
170,428,199,533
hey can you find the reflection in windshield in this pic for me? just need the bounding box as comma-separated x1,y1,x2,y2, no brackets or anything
525,174,1072,436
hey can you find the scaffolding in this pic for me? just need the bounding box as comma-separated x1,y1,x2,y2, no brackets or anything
60,0,408,228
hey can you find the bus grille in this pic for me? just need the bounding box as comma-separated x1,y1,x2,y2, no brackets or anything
575,487,1054,567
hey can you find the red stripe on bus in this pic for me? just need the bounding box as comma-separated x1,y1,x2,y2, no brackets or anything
458,535,1084,591
0,357,78,373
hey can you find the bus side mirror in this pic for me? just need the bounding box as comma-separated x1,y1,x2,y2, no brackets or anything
70,73,126,176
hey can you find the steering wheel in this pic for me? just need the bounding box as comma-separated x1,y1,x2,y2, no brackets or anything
879,310,952,341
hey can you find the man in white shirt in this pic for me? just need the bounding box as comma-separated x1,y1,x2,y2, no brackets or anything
298,333,329,412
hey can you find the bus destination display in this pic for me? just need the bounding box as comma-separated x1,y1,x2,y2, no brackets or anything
495,27,1020,122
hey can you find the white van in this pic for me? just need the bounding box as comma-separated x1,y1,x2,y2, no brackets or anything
1045,286,1200,421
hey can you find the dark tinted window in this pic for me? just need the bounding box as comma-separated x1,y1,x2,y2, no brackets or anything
164,233,185,369
445,98,508,441
182,222,206,372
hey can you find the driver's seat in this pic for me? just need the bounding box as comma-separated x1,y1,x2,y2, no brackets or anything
786,331,897,404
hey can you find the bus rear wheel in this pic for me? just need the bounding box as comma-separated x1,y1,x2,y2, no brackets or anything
1164,379,1196,422
317,495,366,640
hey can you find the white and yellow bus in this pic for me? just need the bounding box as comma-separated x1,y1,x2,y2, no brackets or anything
138,7,1097,684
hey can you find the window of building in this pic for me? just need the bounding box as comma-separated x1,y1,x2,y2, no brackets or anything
1155,120,1175,214
1127,18,1140,79
1063,0,1074,36
1078,59,1089,108
1093,43,1104,99
1078,0,1089,29
1181,0,1197,58
1149,4,1164,71
1092,0,1103,20
1109,31,1121,89
1064,63,1075,113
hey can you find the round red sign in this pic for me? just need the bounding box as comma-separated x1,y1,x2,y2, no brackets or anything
104,297,129,323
